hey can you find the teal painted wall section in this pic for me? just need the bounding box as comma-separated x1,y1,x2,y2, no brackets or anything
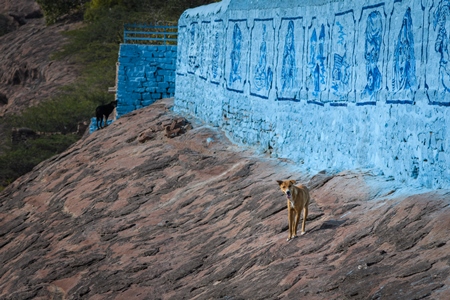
90,44,177,133
116,44,177,118
89,118,113,133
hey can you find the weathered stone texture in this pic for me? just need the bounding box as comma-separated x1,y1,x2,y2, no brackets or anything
1,98,449,299
174,0,450,189
0,15,79,116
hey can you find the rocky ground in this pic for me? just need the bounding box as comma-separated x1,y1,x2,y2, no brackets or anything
0,98,449,299
0,0,79,116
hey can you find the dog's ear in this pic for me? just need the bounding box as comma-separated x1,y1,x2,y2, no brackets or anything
289,180,297,185
276,180,283,186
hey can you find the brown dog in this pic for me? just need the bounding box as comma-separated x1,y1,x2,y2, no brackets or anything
276,180,310,241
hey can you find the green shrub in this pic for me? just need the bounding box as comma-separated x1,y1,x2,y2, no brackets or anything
36,0,89,24
0,84,111,190
0,134,79,190
7,88,111,134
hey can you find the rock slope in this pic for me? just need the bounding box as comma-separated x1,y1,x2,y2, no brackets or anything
0,0,79,116
1,98,449,299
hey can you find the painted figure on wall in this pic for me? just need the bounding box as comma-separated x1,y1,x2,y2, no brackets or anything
253,24,273,92
282,20,296,91
361,11,383,101
199,22,208,79
332,53,350,94
309,24,326,96
176,26,187,74
331,21,351,99
229,23,243,84
393,8,416,94
212,31,220,81
434,0,450,96
188,23,198,72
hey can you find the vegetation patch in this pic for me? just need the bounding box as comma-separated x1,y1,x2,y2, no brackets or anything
0,0,217,190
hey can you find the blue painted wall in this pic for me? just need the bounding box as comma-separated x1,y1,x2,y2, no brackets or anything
174,0,450,189
90,44,177,133
116,44,176,117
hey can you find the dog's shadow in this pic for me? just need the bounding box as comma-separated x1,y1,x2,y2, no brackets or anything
305,213,348,234
318,219,347,230
307,199,349,233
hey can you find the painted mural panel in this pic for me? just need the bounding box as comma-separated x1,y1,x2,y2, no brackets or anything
276,17,304,101
356,4,386,105
211,20,225,85
387,2,419,104
427,0,450,105
174,0,450,190
330,10,355,103
176,25,188,75
225,19,249,93
188,22,199,74
306,17,329,103
199,21,211,80
250,19,275,99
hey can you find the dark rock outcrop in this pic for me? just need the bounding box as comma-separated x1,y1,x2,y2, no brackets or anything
11,127,38,144
0,98,449,299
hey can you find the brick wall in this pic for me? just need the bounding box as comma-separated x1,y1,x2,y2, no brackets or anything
90,44,176,133
116,44,176,117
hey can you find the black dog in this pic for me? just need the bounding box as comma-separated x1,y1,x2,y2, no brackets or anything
96,101,117,129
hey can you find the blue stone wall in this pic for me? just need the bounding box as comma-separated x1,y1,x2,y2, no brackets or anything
116,44,177,117
89,119,113,133
90,44,176,133
174,0,450,189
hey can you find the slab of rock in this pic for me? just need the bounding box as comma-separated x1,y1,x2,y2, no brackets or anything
0,98,449,299
0,0,40,16
0,13,80,116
